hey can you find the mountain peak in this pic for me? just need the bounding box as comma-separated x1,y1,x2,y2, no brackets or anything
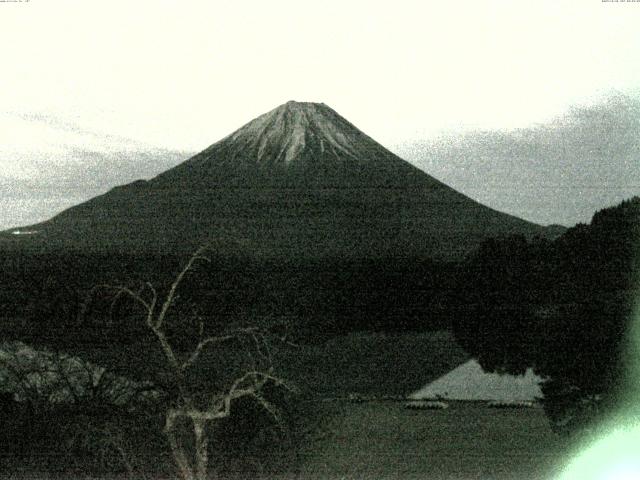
153,100,451,191
283,99,324,107
267,99,337,122
233,100,358,164
165,100,419,183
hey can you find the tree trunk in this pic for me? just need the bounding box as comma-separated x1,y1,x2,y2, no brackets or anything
165,410,196,480
193,417,210,480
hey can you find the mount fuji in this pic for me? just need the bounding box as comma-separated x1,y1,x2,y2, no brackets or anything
3,101,559,260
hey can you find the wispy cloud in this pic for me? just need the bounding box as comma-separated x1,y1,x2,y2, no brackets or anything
396,93,640,227
0,113,193,230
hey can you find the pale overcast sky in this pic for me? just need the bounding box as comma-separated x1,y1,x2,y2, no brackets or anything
1,0,639,228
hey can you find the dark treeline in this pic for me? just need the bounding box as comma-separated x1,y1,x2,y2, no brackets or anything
452,196,640,433
0,247,457,367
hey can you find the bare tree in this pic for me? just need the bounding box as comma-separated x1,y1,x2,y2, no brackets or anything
88,247,294,480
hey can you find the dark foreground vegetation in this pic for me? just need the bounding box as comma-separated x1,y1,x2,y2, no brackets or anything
0,331,466,479
453,197,640,434
0,252,457,351
0,388,307,479
0,397,570,480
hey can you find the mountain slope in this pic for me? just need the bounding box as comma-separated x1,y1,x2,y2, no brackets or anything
3,101,559,260
157,101,435,188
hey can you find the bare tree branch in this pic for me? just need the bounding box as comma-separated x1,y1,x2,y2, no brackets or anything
82,245,293,480
181,326,263,372
155,246,210,331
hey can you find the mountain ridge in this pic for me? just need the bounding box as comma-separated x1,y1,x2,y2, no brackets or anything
2,101,561,260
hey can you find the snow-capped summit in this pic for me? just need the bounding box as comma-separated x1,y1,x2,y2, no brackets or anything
154,101,434,188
